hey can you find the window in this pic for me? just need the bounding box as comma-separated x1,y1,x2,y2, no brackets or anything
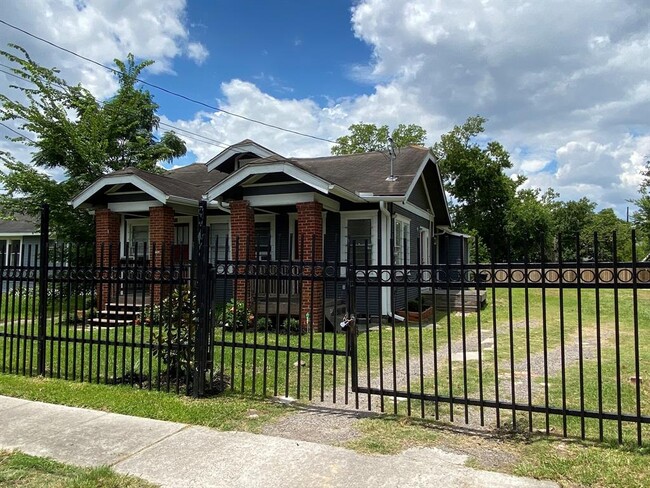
254,215,275,260
129,224,148,257
393,216,410,265
420,227,431,265
209,222,230,261
174,223,190,261
341,211,377,265
255,221,272,259
0,239,21,266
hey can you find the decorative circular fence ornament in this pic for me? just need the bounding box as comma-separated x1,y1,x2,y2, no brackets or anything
580,269,595,283
495,269,509,283
528,269,542,283
562,269,577,283
544,269,559,283
598,269,614,283
436,269,448,283
421,269,432,283
637,268,650,283
511,269,525,283
617,269,633,283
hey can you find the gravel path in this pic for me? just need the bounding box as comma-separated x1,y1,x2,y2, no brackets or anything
262,318,610,442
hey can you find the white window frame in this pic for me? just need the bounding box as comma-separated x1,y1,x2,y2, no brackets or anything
419,227,431,265
393,215,411,265
206,215,231,261
0,237,23,266
125,217,149,258
340,210,378,265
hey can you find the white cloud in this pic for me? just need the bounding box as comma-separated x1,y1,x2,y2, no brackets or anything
187,42,209,65
2,0,649,217
0,0,208,99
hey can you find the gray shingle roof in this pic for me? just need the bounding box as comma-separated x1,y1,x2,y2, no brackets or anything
0,212,38,235
290,145,429,196
108,165,228,200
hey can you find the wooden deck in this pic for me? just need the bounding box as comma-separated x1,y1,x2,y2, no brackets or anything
422,289,487,312
253,297,347,329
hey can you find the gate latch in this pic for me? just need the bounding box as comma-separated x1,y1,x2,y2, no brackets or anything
340,315,355,330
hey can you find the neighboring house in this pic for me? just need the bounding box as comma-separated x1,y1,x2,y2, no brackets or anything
0,212,40,267
71,139,465,326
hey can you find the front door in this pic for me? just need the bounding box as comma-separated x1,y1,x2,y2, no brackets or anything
174,223,190,262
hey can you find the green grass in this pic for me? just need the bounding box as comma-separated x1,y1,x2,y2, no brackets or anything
0,374,291,432
0,450,154,488
1,372,648,488
2,284,650,447
344,416,650,488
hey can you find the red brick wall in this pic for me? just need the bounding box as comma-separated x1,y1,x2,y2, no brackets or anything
95,208,121,309
297,201,323,331
149,206,175,302
230,200,255,304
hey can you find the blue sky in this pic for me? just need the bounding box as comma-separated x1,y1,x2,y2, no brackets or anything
1,0,649,216
169,1,374,108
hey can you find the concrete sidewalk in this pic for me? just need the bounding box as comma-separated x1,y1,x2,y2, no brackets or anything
0,395,557,488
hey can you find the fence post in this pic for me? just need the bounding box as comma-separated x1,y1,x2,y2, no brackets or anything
193,200,209,397
37,203,50,376
346,241,358,392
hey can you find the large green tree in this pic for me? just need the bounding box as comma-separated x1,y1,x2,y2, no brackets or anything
0,45,186,242
432,116,522,261
331,123,427,155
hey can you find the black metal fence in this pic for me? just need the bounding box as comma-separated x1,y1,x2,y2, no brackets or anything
1,205,649,447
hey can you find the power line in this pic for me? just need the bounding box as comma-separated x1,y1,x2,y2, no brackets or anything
0,18,337,145
159,122,230,149
1,66,233,152
0,121,36,143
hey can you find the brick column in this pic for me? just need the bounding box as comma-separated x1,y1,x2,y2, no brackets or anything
149,206,175,303
230,200,256,304
95,208,121,310
297,201,323,331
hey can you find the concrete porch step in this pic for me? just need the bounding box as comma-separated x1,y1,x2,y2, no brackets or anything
88,317,134,327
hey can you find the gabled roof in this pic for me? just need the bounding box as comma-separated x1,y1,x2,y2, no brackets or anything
291,145,429,196
70,165,228,208
206,139,283,172
0,212,38,235
70,140,451,227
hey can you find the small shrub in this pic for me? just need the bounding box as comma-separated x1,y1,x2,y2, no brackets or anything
281,317,301,334
146,286,210,392
256,316,274,331
217,299,254,329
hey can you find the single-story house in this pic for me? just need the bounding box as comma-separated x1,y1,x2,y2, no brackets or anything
70,139,467,327
0,212,40,267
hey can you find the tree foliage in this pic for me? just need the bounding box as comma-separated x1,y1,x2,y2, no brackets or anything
0,45,186,242
331,123,427,155
433,115,522,261
332,119,635,263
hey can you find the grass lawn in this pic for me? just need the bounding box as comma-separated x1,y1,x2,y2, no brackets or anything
344,416,650,488
0,450,153,487
0,374,291,432
1,373,649,487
